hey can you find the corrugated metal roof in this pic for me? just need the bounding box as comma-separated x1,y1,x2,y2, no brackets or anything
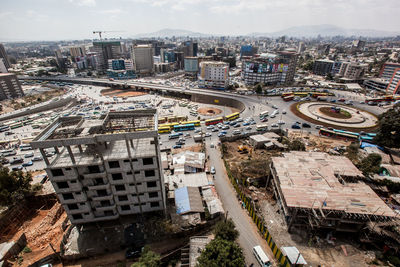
175,187,204,215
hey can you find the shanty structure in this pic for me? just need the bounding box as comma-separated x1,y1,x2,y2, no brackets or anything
172,151,206,174
270,152,397,232
175,187,204,215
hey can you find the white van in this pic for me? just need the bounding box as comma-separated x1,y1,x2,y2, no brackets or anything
253,246,271,267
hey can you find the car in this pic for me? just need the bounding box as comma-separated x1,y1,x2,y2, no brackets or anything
270,114,276,118
210,166,216,174
12,166,23,171
250,121,256,125
172,145,182,149
10,158,24,165
338,98,346,102
24,152,34,158
210,143,215,148
277,120,285,125
245,126,252,131
315,125,323,129
125,247,143,259
282,110,286,114
217,132,226,137
229,121,236,126
220,130,227,134
205,132,212,137
194,129,201,133
223,121,230,125
236,118,243,123
222,125,230,130
243,122,250,126
261,117,268,122
234,124,241,128
0,158,9,164
233,130,241,135
184,132,190,137
291,124,301,129
272,105,278,109
330,99,337,103
271,123,279,128
5,131,14,136
359,101,365,104
206,126,214,130
32,156,43,161
211,128,219,132
22,161,33,167
302,123,311,128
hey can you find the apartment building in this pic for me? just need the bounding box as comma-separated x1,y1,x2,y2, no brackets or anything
198,61,229,89
0,73,24,100
312,59,334,76
92,41,123,71
379,62,400,82
30,110,166,224
386,68,400,95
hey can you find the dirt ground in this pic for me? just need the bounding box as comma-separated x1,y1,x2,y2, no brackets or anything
172,143,203,154
320,107,352,119
100,89,147,98
197,107,222,116
9,203,67,267
288,131,351,152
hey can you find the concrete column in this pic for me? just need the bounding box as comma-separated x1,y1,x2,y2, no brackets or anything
78,145,83,153
39,148,50,166
54,146,59,154
66,146,76,165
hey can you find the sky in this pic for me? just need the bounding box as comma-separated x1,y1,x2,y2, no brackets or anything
0,0,399,41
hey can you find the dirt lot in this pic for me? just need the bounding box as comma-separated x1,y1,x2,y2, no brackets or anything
100,89,147,98
288,130,352,152
197,107,222,116
9,202,67,267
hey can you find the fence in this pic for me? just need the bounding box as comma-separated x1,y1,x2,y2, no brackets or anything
224,160,293,267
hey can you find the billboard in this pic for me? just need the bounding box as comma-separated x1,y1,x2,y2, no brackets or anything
244,62,288,74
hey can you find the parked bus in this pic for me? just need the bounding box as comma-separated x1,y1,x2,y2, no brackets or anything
281,92,294,98
1,149,16,157
159,122,179,130
283,95,294,101
167,116,187,123
225,112,240,121
205,117,223,126
319,128,358,141
253,246,271,267
10,122,23,129
259,110,269,118
0,125,10,132
256,124,268,131
158,126,171,134
174,123,195,132
181,120,201,127
158,117,168,124
168,133,180,139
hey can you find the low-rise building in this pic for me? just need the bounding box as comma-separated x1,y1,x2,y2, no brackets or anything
312,59,334,76
363,78,389,92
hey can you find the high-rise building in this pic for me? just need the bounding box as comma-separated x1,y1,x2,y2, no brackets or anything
174,52,184,70
313,59,334,76
181,41,198,58
131,45,154,74
184,57,199,80
240,45,257,58
198,61,229,89
30,110,166,224
241,52,298,85
0,44,11,69
379,62,400,82
297,42,305,54
54,49,67,69
0,73,24,100
160,49,175,63
339,62,368,80
70,46,86,59
92,41,122,71
386,68,400,95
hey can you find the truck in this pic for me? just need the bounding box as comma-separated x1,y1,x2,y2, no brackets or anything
193,134,203,142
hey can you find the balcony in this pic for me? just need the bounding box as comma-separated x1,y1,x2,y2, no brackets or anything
91,193,113,201
88,182,110,191
93,203,117,212
83,171,106,180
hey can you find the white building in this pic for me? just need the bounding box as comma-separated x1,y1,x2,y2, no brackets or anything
198,61,229,89
131,45,154,74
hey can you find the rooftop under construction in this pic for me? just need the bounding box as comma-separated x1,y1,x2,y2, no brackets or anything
270,151,398,233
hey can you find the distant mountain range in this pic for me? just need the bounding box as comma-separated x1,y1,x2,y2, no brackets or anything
131,25,399,39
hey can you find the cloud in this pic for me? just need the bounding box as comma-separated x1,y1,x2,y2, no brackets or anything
0,12,13,19
95,9,124,14
25,10,48,22
69,0,96,7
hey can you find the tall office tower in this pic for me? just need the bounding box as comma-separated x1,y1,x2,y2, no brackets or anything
181,41,198,57
92,41,122,71
297,42,305,54
0,44,11,69
0,73,24,100
70,46,86,59
198,61,229,89
54,49,67,69
131,45,154,74
30,110,166,224
174,52,184,70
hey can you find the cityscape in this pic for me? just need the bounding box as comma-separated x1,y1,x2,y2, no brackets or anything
1,1,400,267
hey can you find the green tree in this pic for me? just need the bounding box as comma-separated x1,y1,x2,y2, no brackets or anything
254,83,262,94
357,153,382,177
131,246,161,267
214,218,239,242
196,239,244,267
303,60,314,71
374,104,400,148
288,139,306,151
0,166,33,206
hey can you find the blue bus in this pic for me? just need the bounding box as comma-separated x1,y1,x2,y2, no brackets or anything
174,123,195,132
169,133,181,139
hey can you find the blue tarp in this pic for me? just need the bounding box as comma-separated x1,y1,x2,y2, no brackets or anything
175,187,191,215
360,142,384,151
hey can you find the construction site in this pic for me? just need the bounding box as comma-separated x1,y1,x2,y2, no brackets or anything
222,131,400,266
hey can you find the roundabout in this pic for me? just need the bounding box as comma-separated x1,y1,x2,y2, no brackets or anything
296,102,378,129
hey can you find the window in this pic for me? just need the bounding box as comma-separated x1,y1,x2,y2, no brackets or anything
127,171,132,175
68,203,79,210
121,205,130,211
70,180,77,183
104,210,114,216
148,192,158,198
123,159,130,163
118,195,128,201
134,171,140,174
65,167,72,171
79,203,85,206
147,181,157,188
134,203,140,206
100,200,111,207
57,181,69,189
112,173,123,180
115,185,125,191
145,170,155,177
51,169,64,176
133,159,138,162
94,178,104,185
72,214,83,220
88,165,101,173
108,161,120,168
143,157,153,165
97,189,107,197
150,201,160,207
62,193,74,200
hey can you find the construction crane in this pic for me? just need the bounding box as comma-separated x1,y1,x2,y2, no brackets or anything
92,30,124,40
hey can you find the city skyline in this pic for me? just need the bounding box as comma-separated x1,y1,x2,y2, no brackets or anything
1,0,400,41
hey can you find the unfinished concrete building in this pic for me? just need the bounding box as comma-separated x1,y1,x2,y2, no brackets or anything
269,152,397,232
31,110,166,224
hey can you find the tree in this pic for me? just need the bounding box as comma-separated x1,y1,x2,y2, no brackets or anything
197,239,244,267
287,139,306,151
0,166,33,206
357,153,382,177
374,104,400,148
131,246,160,267
254,83,262,94
214,218,239,242
326,73,334,81
303,60,314,71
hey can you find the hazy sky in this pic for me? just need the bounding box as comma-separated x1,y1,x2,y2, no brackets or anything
1,0,399,41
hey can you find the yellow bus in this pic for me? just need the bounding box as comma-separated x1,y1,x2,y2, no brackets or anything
225,112,240,121
181,120,201,127
159,122,179,129
158,126,171,134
